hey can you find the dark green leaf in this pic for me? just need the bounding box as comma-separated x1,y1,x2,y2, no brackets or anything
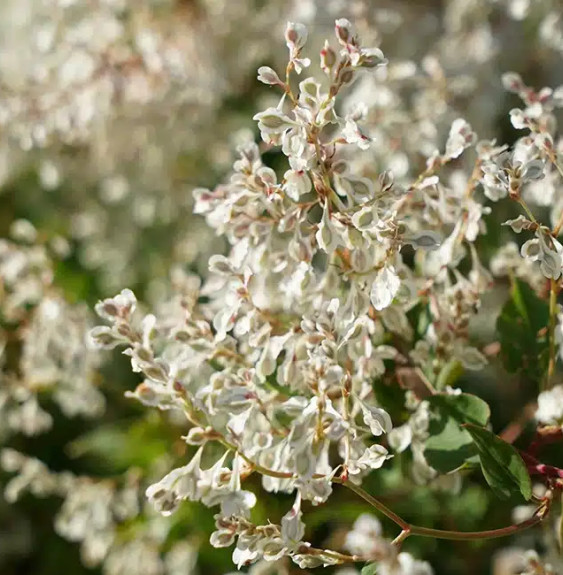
423,393,490,473
464,424,532,501
427,393,491,427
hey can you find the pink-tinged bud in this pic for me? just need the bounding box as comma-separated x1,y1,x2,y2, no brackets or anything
257,66,282,86
285,22,308,52
335,18,354,45
320,40,336,73
501,72,524,94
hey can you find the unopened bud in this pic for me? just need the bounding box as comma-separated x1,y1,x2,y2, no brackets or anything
285,22,308,52
335,18,354,45
501,72,524,94
257,66,282,86
320,40,336,73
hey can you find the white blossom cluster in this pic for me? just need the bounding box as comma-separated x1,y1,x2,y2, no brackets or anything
86,19,509,571
0,227,103,438
0,0,338,293
1,3,563,574
0,449,198,575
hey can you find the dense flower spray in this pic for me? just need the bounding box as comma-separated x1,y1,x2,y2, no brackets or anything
84,16,562,573
2,2,563,574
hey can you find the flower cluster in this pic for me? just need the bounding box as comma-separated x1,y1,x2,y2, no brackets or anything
2,3,563,575
0,449,197,575
0,227,103,438
88,18,535,572
0,0,327,292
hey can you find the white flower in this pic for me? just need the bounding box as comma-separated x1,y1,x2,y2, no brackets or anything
281,492,305,543
285,22,308,52
502,215,533,233
94,288,137,321
145,447,204,515
316,203,337,253
404,231,441,251
284,169,312,201
445,118,476,159
536,385,563,426
379,552,434,575
359,399,392,436
253,108,296,137
345,513,384,557
335,18,355,45
352,444,391,473
370,266,401,311
342,119,371,150
457,346,487,371
388,424,413,453
208,255,236,276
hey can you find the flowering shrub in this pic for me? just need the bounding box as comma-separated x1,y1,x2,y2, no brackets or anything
2,2,563,575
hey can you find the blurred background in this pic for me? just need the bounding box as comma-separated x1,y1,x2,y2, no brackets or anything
0,0,562,574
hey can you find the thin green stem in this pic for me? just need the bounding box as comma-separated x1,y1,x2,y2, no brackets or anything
284,61,297,105
553,210,563,238
217,437,294,479
547,149,563,181
518,198,538,224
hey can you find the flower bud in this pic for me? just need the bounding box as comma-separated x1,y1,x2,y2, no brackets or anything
208,254,236,275
257,66,282,86
335,18,354,45
501,72,524,93
320,40,336,73
285,22,308,52
339,68,355,85
88,326,122,349
253,108,295,135
359,47,387,68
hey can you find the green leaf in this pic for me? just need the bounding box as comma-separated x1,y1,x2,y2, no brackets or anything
424,415,476,474
423,393,491,473
497,278,549,379
361,563,378,575
427,393,491,427
464,424,532,501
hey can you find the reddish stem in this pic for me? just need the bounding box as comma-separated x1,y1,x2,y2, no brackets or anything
521,451,563,480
